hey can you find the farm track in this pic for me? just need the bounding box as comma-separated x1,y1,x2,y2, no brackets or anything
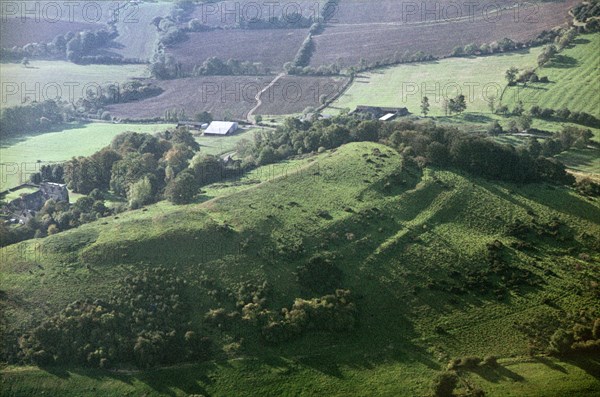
247,73,286,123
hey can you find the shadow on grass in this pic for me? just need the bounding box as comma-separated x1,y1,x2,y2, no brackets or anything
465,363,525,383
533,356,568,373
547,55,579,69
0,122,90,148
562,354,600,380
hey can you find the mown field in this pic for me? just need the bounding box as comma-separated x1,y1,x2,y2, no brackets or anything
255,75,349,115
503,33,600,117
167,28,308,73
1,142,599,396
108,1,173,61
311,0,577,67
0,122,174,191
0,18,102,48
329,48,541,115
106,76,271,120
0,61,149,107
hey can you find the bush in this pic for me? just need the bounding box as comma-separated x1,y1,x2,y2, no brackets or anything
296,254,343,294
431,371,458,397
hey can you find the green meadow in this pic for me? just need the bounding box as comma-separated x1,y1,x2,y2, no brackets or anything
330,49,541,116
503,33,600,117
0,122,175,191
2,142,599,396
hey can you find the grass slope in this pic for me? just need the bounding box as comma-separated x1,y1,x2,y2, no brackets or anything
0,123,175,191
503,33,600,117
329,49,541,115
1,142,600,396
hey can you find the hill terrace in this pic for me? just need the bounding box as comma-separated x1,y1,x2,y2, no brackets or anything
352,106,410,120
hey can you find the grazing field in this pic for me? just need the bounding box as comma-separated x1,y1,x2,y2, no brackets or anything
0,122,174,191
1,142,599,396
503,33,600,117
0,61,149,107
311,0,577,67
167,29,308,73
109,1,173,61
106,76,271,120
255,75,349,115
329,48,540,115
0,18,103,48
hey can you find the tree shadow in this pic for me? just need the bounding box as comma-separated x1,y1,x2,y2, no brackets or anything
0,122,90,148
562,354,600,380
533,356,568,373
547,55,578,69
466,363,525,383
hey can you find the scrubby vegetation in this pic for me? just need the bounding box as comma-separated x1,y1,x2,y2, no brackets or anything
16,267,211,368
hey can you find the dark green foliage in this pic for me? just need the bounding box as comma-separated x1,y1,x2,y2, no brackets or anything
575,178,600,197
165,171,198,204
18,267,210,368
261,290,357,344
296,254,343,294
431,371,458,397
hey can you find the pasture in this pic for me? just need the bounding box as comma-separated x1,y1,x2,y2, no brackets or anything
503,33,600,117
0,122,174,191
311,0,577,67
106,76,272,120
0,61,149,107
109,1,174,61
1,142,599,396
329,48,541,115
0,18,102,48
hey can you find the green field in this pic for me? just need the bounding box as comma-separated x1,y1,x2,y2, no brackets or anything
329,49,541,116
2,142,599,396
0,61,149,107
0,122,175,191
503,34,600,117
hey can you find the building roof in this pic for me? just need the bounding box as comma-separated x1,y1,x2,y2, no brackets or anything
379,113,396,121
205,121,238,135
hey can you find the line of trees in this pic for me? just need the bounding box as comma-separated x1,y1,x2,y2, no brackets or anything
238,115,575,186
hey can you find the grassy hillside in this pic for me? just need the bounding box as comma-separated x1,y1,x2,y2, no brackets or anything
503,33,600,117
329,49,541,115
2,142,599,396
0,123,175,191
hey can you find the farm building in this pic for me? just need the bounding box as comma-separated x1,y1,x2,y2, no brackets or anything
3,182,69,224
204,121,239,136
176,121,209,131
352,106,410,120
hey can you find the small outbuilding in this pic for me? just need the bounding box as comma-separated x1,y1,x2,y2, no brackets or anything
204,121,239,136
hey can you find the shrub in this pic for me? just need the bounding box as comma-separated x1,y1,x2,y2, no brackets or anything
431,371,458,397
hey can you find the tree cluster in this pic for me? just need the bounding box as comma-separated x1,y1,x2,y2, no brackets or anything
17,267,211,368
261,289,357,344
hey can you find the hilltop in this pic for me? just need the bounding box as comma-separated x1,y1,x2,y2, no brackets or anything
2,142,599,396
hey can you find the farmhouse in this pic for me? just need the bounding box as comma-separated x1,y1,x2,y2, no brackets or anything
3,182,69,224
204,121,239,136
352,106,410,120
